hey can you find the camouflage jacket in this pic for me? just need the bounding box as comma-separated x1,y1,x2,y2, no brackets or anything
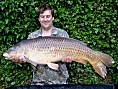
27,26,69,85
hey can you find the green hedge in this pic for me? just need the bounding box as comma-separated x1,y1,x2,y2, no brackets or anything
0,0,118,88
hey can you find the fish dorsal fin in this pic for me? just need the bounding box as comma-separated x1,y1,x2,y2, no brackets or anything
47,63,59,70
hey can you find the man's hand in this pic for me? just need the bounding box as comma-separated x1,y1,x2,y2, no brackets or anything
62,56,72,63
12,56,26,63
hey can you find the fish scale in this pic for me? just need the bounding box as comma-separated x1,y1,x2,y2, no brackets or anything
3,36,114,78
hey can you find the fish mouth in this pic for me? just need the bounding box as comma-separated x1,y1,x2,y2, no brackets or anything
3,53,11,59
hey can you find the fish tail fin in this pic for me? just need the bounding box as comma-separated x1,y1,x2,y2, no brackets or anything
97,51,114,66
92,61,107,78
91,51,114,78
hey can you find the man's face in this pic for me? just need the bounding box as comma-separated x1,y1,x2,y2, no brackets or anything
38,10,54,30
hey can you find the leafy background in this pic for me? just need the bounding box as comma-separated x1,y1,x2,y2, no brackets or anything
0,0,117,88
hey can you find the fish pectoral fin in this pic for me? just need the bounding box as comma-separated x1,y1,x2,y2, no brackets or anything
47,63,59,70
24,56,37,67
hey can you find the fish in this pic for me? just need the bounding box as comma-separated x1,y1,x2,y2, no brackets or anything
3,36,114,78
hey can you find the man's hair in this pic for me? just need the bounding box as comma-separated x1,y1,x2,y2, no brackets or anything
38,4,54,17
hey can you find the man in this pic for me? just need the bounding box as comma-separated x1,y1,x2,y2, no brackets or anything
12,4,72,85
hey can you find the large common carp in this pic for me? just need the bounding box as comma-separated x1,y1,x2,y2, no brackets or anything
3,36,114,78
